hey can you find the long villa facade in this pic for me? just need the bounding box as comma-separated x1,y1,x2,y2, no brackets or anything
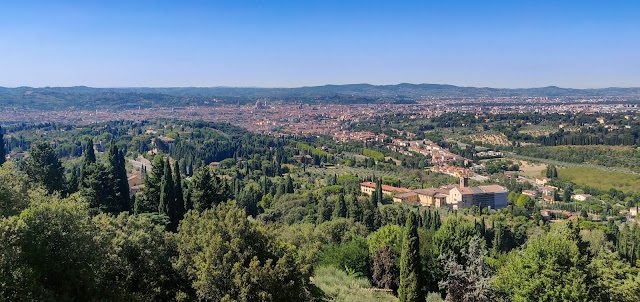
360,177,508,210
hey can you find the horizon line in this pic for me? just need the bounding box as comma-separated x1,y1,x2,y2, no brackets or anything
1,83,640,90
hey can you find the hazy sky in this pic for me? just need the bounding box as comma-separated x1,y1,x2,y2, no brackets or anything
1,0,638,88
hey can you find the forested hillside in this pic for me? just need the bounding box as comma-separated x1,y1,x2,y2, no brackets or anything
1,119,640,302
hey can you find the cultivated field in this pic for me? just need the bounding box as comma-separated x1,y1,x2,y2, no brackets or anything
558,167,640,192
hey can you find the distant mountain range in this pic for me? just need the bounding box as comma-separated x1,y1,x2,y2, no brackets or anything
1,84,639,110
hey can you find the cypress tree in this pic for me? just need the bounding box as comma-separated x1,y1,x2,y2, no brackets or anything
399,211,422,302
431,211,441,231
144,155,165,210
375,177,383,204
424,209,432,230
66,165,80,195
316,197,332,223
347,195,362,221
107,141,130,212
0,125,5,165
117,149,131,211
492,221,503,257
83,138,96,166
159,158,174,217
174,160,185,225
191,166,215,211
285,174,294,193
333,193,347,219
80,138,96,183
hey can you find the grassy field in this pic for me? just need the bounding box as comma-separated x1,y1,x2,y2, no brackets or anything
558,167,640,192
517,160,547,178
312,266,397,302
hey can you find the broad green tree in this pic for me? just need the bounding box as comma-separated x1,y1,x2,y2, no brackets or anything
439,236,495,302
0,193,110,301
496,224,590,301
174,203,304,301
190,166,216,212
433,217,479,264
23,141,65,194
0,161,29,217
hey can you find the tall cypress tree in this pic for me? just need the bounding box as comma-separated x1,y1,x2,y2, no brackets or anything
80,138,96,183
66,165,80,195
399,211,422,302
375,177,383,204
117,149,131,211
316,197,332,223
107,141,130,212
83,138,96,167
347,195,362,221
0,125,5,166
492,221,503,257
143,155,165,211
159,158,174,217
173,160,185,226
431,211,441,231
285,175,294,193
333,193,347,219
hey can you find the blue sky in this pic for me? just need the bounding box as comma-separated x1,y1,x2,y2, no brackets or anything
0,0,638,88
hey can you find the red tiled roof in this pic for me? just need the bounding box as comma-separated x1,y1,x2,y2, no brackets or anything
360,182,411,193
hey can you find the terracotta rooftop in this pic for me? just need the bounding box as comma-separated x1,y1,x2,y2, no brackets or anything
360,182,411,193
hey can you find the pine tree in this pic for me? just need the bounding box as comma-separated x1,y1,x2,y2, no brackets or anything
333,193,347,219
399,211,422,302
0,125,5,166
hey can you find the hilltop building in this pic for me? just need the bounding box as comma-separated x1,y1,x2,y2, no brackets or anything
361,177,508,210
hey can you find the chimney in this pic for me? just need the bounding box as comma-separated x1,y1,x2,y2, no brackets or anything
460,177,468,188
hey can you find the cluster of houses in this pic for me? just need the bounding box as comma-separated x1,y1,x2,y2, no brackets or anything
361,177,508,210
507,173,557,203
390,139,469,166
430,164,473,178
